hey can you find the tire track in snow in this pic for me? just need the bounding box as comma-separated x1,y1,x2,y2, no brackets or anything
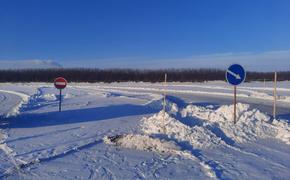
1,138,103,178
73,85,163,106
0,130,109,179
95,85,290,105
0,90,30,117
0,90,32,178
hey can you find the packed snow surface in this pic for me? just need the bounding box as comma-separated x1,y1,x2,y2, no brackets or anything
1,81,290,179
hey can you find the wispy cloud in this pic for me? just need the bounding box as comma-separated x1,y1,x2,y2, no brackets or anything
64,49,290,72
0,60,62,69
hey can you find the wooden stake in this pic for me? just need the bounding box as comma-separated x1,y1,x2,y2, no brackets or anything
162,73,167,133
234,85,237,124
264,79,266,93
273,72,277,119
163,73,167,116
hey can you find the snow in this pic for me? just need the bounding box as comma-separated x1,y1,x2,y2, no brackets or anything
1,81,290,179
103,134,181,154
182,103,290,144
0,89,30,117
103,133,217,178
141,111,224,148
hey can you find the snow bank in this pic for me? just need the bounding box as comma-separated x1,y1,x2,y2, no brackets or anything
103,134,181,154
141,112,223,148
272,119,290,145
103,101,290,179
105,102,290,157
182,103,290,144
42,94,57,101
146,99,179,116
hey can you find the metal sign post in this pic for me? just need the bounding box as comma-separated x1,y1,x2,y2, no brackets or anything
59,89,62,112
54,77,68,112
234,85,237,124
226,64,246,124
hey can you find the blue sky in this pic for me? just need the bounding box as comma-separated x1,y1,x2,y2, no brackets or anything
0,0,290,71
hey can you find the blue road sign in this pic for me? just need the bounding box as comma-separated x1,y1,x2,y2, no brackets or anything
226,64,246,86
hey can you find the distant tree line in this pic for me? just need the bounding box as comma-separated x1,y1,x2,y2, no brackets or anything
0,68,289,83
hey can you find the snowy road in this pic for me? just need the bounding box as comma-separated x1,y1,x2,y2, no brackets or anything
0,82,290,179
0,91,22,118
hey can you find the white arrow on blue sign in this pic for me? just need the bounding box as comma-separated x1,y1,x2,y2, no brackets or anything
226,64,246,86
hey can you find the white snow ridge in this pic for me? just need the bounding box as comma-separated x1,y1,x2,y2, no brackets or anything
182,103,290,144
103,134,181,154
104,102,290,161
141,111,224,148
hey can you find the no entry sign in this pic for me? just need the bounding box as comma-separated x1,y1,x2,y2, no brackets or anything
54,77,67,89
54,77,67,112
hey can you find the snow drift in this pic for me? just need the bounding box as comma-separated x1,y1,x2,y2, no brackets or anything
104,134,181,154
182,103,290,145
141,112,224,148
105,103,290,155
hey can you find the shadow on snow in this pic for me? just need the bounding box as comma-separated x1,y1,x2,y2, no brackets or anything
0,104,158,129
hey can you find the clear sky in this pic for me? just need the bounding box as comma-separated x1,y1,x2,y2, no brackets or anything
0,0,290,71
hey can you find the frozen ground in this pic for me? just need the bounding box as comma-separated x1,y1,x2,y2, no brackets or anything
1,81,290,179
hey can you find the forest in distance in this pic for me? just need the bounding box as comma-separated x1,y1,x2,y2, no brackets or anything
0,68,289,83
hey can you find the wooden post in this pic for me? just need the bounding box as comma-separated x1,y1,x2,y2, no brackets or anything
59,89,62,112
264,79,266,93
162,73,167,134
234,85,237,124
273,72,277,119
163,73,167,115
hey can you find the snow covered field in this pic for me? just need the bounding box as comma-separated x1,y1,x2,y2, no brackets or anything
1,81,290,179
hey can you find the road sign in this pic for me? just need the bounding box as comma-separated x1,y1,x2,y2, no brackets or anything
54,77,67,112
225,64,246,124
226,64,246,86
54,77,67,89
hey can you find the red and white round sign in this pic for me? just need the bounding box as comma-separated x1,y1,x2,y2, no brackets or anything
54,77,67,89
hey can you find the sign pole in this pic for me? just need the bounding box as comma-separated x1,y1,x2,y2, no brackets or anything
54,77,67,112
273,72,277,119
234,85,237,124
226,64,246,124
59,89,62,112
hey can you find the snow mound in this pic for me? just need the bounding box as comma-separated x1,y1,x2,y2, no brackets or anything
64,93,76,99
103,134,181,153
42,94,57,101
272,119,290,145
141,112,224,148
182,103,290,144
38,93,73,101
146,99,179,115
